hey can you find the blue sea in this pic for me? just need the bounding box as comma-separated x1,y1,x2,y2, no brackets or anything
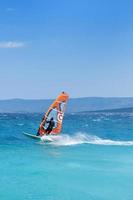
0,111,133,200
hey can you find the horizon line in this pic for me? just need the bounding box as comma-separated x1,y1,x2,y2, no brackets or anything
1,96,133,101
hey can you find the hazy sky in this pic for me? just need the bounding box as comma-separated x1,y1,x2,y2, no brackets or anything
0,0,133,99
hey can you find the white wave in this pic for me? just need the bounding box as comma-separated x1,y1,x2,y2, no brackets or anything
17,123,24,126
92,119,101,122
41,133,133,146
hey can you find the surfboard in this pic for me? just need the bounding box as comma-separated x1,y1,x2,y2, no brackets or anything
23,132,55,142
23,132,41,140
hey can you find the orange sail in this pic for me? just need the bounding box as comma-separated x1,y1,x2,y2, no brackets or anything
37,92,69,136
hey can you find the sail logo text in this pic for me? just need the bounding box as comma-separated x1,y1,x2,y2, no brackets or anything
58,113,63,122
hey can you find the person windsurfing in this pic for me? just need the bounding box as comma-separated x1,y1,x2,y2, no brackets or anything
37,117,55,136
45,117,55,134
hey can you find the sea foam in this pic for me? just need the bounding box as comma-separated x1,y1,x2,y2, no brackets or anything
41,133,133,146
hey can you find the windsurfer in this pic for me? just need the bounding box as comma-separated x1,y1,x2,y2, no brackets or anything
45,117,55,134
36,117,55,136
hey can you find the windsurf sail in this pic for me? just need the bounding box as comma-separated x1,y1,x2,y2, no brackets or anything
37,92,69,136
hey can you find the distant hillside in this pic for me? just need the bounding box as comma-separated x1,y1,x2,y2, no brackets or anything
93,107,133,113
0,97,133,113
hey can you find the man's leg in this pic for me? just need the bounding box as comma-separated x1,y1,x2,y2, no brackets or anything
46,129,52,134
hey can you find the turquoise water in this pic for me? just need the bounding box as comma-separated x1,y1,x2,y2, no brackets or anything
0,112,133,200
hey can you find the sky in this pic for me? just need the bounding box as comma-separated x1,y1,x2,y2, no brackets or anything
0,0,133,99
